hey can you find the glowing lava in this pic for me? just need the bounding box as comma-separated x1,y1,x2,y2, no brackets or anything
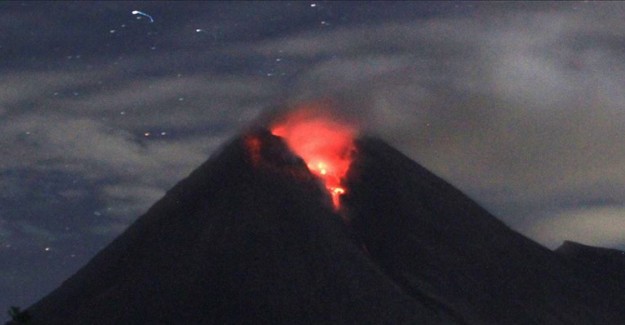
271,108,356,209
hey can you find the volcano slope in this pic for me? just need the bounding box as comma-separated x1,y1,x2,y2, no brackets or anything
344,137,625,324
22,130,449,324
19,130,625,324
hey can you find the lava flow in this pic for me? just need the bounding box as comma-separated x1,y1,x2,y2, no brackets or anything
270,108,356,209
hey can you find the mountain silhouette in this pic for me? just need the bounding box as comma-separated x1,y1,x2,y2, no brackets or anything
15,129,625,324
344,137,625,324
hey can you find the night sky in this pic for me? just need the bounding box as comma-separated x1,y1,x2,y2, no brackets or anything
2,1,625,313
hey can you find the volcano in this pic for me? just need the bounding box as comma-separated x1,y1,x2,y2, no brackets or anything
16,120,625,324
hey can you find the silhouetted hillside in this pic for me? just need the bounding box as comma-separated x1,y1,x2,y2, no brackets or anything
15,130,625,324
344,137,625,323
21,130,447,324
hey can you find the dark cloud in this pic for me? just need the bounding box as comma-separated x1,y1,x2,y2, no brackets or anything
3,2,625,246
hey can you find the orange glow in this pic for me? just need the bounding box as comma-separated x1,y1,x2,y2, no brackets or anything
271,107,356,209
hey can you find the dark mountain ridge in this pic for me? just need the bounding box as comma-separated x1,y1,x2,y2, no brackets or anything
14,130,625,324
555,240,625,306
22,130,447,324
345,137,625,324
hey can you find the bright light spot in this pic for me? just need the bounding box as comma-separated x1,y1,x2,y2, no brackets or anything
310,3,317,7
333,188,345,195
271,105,356,209
44,247,50,252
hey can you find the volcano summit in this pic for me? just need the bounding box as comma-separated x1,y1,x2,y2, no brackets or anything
15,111,625,324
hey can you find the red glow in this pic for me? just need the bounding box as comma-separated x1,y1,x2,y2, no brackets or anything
271,107,356,209
245,135,262,166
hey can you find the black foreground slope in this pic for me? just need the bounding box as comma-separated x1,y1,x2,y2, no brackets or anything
24,131,449,324
344,137,625,324
556,240,625,285
555,241,625,304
